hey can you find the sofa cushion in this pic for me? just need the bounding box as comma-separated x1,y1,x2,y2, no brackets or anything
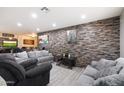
27,51,36,58
28,51,45,58
15,57,25,64
94,58,116,70
29,50,49,58
40,50,49,56
83,65,99,79
116,57,124,67
35,51,43,57
93,74,124,86
77,74,95,86
16,51,28,59
91,61,98,67
99,65,123,78
37,56,54,63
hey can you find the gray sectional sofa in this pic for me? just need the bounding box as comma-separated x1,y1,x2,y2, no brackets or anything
0,53,52,86
14,50,54,64
76,58,124,86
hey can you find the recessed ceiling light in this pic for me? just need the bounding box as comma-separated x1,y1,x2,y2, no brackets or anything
31,13,37,19
52,23,57,27
32,33,37,37
81,15,86,19
17,22,22,27
36,28,40,31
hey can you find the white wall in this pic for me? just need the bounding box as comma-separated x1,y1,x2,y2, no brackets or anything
120,9,124,57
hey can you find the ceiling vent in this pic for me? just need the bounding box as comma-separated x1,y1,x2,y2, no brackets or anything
41,7,50,13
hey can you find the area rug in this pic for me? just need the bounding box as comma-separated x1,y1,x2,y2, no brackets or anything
48,63,84,86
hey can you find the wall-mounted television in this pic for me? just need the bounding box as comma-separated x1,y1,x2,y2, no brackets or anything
2,41,17,48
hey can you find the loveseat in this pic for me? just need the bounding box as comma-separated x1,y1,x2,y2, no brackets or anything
14,50,54,65
76,58,124,86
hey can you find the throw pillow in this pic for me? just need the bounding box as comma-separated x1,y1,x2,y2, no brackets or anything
16,51,28,58
99,65,123,78
83,65,99,79
28,51,36,58
94,58,116,70
91,61,98,67
93,74,124,86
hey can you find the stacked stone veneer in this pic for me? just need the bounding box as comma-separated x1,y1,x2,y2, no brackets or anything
38,16,120,67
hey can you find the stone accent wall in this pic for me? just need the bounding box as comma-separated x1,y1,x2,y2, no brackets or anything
38,16,120,67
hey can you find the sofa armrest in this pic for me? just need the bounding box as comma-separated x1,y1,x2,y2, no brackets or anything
26,62,52,78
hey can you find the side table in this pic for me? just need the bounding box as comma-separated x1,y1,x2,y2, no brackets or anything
62,57,76,69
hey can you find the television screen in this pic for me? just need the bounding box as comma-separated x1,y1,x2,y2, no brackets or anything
2,41,17,48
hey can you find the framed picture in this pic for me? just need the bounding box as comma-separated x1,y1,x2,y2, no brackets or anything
38,35,49,44
23,39,34,45
67,30,77,44
38,35,49,49
2,33,14,37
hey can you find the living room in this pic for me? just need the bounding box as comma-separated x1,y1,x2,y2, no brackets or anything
0,6,124,87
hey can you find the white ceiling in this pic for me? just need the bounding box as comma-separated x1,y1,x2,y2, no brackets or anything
0,7,123,34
